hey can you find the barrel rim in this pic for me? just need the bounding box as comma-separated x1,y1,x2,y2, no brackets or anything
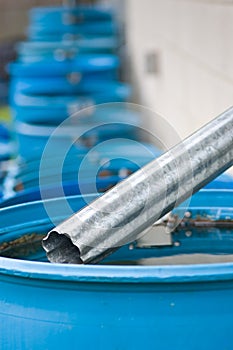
1,256,233,284
1,190,233,285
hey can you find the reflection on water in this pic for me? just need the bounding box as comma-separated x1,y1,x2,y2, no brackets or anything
102,254,233,266
0,233,46,260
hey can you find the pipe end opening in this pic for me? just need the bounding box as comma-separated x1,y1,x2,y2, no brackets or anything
42,231,83,264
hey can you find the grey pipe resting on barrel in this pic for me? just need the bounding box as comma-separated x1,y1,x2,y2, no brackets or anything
42,107,233,264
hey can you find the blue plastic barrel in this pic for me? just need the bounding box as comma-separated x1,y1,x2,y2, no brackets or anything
0,190,233,349
9,55,119,77
1,141,162,203
0,177,113,207
11,79,130,98
0,123,15,161
29,6,113,25
0,141,15,161
14,121,89,159
12,140,159,174
11,88,132,124
0,123,10,141
27,6,116,40
17,38,118,62
204,172,233,189
28,6,116,40
7,159,140,190
28,21,117,40
13,112,141,159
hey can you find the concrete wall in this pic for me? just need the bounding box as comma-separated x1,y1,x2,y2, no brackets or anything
0,1,63,40
125,0,233,148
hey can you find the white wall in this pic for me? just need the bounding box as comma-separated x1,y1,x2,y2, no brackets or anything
125,0,233,148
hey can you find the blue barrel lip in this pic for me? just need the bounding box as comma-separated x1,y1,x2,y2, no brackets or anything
9,54,119,76
15,140,160,164
14,125,138,143
23,38,117,45
27,21,116,34
1,255,233,284
11,85,130,110
0,177,116,207
205,172,233,189
18,37,118,50
12,79,130,97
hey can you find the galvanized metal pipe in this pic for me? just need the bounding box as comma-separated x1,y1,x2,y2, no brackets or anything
42,107,233,264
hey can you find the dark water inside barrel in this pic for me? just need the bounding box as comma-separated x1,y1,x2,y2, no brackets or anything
102,254,233,266
0,233,46,261
1,233,233,265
